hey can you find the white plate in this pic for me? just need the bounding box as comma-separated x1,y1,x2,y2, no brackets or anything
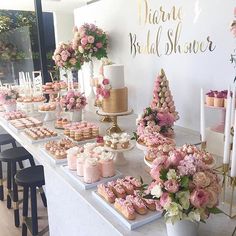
60,165,122,190
40,148,67,165
7,122,26,133
65,135,97,145
92,191,162,230
22,133,60,144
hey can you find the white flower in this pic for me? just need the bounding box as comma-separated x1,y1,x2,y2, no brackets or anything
151,184,163,198
78,46,84,53
188,209,201,222
167,169,177,180
176,191,190,210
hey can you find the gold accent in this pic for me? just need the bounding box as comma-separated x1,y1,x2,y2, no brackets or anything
201,141,207,150
102,87,128,113
159,68,165,77
100,116,112,123
13,201,19,210
222,164,230,202
106,116,122,135
0,179,3,186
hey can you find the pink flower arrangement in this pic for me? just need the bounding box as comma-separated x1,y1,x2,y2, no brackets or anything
52,42,84,70
60,90,87,111
0,87,18,105
136,107,175,138
96,78,112,99
72,23,108,62
145,144,222,224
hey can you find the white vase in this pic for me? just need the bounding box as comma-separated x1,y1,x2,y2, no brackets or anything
70,110,82,122
166,220,199,236
4,103,16,112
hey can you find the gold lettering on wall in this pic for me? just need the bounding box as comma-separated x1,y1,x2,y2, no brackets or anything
132,0,216,57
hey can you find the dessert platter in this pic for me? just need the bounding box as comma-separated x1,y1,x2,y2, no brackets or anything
17,95,46,112
23,126,59,144
8,117,43,133
41,138,76,164
1,110,27,121
103,133,134,165
93,177,162,230
63,121,99,143
61,144,122,190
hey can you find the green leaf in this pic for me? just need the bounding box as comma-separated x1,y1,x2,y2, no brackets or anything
140,176,144,185
131,132,138,141
160,169,168,181
146,107,152,115
180,176,189,189
207,207,223,214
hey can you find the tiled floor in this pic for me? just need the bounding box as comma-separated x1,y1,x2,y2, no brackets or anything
0,184,49,236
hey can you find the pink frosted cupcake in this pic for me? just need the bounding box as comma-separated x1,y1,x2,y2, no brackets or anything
205,91,215,106
67,147,80,170
214,92,224,107
76,153,87,176
83,158,101,183
99,152,115,178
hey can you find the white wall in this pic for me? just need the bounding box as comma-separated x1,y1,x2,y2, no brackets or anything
53,11,75,44
74,0,235,131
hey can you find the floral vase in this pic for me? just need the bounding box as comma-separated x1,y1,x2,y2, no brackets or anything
70,110,82,122
166,220,199,236
3,103,16,112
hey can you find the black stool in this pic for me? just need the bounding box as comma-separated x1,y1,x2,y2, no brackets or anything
15,165,48,236
0,147,35,227
0,134,17,201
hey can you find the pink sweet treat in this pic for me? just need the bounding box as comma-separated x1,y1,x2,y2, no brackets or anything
67,147,79,170
76,154,87,176
99,152,115,178
83,158,101,183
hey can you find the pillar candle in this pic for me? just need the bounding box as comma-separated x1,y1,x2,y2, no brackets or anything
200,88,206,142
223,89,232,164
231,110,236,177
231,86,235,127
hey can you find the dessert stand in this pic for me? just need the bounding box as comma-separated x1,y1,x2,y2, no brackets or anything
205,105,226,133
38,110,57,122
104,143,135,166
96,109,133,135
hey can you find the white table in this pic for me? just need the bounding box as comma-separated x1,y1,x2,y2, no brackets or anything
0,112,234,236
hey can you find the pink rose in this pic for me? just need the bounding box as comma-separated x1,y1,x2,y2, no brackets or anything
160,192,171,208
190,189,209,208
102,90,110,98
55,54,61,61
150,165,163,181
206,189,218,208
96,42,103,48
81,37,88,46
67,104,72,110
168,150,183,166
193,172,211,188
69,98,75,104
87,36,95,44
164,179,179,193
61,54,68,62
102,78,110,85
69,58,77,65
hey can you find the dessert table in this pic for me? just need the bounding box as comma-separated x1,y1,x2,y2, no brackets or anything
0,112,234,236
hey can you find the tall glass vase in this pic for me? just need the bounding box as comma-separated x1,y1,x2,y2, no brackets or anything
67,68,78,90
87,61,96,112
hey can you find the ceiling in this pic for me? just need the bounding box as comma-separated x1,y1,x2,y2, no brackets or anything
0,0,87,13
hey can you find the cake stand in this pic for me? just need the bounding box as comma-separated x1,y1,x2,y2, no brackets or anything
205,105,226,133
96,109,133,135
38,110,57,122
104,143,134,166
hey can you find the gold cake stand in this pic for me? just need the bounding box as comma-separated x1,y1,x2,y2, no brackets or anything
96,109,133,135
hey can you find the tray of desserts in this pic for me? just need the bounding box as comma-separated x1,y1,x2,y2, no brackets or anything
41,138,77,164
93,178,162,230
8,117,43,133
1,110,27,121
17,95,46,104
103,133,134,152
55,118,70,129
22,127,59,144
61,165,122,190
61,143,122,189
63,121,99,143
38,103,57,112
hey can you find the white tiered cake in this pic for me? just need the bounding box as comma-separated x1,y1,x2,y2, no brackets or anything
102,64,128,113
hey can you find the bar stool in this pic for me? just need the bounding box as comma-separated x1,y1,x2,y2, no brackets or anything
0,147,35,227
15,165,48,236
0,133,17,201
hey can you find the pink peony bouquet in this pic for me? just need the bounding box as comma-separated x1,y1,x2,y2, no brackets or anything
72,23,108,62
145,144,222,224
0,87,18,105
136,107,175,138
60,90,87,111
52,42,84,70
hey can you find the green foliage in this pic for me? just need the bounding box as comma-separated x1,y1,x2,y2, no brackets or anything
207,207,223,214
180,176,189,190
160,169,168,181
